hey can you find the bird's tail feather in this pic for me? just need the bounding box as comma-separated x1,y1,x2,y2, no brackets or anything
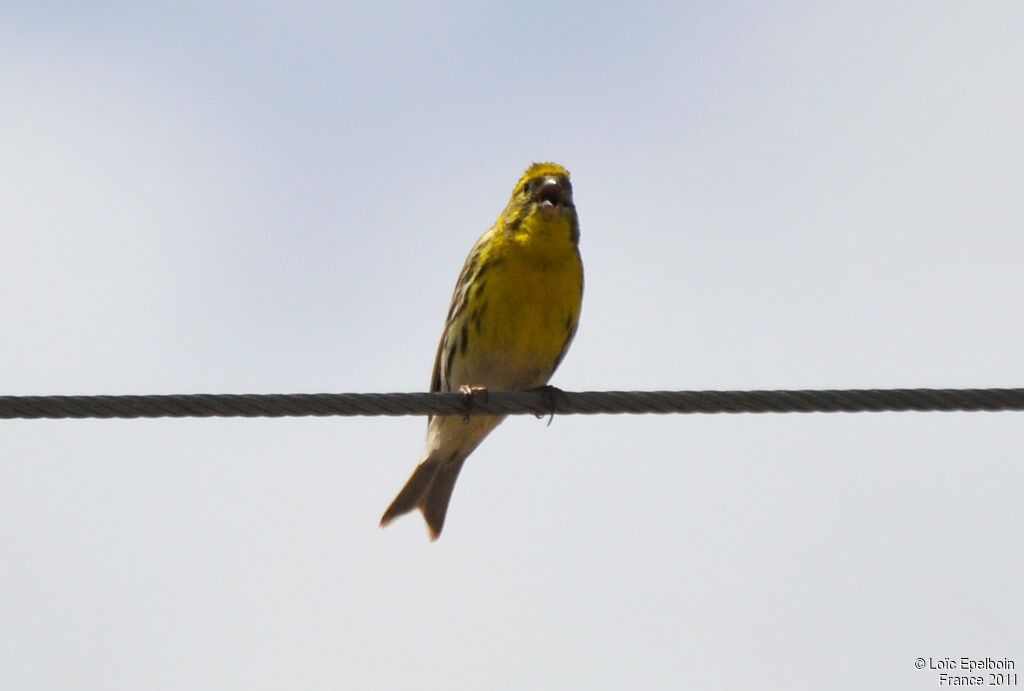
380,453,468,540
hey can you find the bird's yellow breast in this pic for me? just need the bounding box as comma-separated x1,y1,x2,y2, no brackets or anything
457,215,583,390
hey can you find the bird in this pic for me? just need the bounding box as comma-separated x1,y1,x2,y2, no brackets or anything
380,162,584,539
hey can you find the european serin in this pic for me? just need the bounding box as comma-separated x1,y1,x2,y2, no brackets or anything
380,162,584,539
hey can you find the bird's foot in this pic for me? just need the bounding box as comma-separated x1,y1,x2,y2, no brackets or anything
530,385,566,426
458,385,489,421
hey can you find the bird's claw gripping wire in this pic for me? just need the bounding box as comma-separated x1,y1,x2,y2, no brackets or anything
530,385,566,426
458,385,489,421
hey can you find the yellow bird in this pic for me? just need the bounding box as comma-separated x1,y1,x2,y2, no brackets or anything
380,163,584,539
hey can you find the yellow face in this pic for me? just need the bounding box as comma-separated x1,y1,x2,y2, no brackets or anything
501,163,579,246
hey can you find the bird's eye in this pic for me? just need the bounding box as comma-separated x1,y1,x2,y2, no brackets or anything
522,179,538,195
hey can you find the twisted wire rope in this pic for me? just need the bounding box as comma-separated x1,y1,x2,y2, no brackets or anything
1,388,1023,420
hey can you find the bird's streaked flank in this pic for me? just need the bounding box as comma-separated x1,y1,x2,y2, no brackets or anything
380,163,584,540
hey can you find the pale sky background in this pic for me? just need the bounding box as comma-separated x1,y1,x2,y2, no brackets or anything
2,2,1022,689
